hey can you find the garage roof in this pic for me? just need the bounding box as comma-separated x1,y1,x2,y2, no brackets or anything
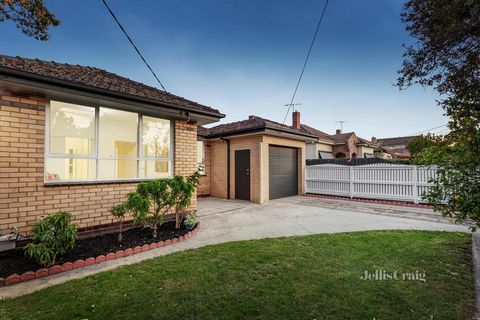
199,115,318,140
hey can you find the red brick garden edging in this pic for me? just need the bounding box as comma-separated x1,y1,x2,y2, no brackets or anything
304,193,433,209
0,223,200,287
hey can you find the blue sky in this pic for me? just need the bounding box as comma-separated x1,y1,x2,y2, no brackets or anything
0,0,449,139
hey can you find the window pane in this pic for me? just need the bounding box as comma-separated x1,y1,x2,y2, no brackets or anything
197,141,205,174
142,116,170,158
98,160,137,180
99,108,138,158
139,160,170,179
49,101,95,155
45,158,96,181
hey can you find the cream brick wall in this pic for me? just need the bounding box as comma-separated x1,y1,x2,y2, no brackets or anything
173,120,198,211
0,90,198,235
209,140,228,198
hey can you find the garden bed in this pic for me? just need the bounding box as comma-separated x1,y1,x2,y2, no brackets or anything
0,221,195,280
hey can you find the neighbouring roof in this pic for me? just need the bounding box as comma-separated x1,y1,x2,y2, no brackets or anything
377,136,419,147
199,115,318,139
389,148,411,158
301,123,377,147
300,124,334,142
330,131,355,143
357,136,374,146
0,54,223,117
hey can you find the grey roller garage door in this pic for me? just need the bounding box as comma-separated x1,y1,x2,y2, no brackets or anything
269,146,298,199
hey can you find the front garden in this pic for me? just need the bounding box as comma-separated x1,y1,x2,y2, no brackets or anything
0,230,475,319
0,172,200,282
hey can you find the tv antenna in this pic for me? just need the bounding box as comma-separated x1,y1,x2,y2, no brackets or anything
334,120,348,131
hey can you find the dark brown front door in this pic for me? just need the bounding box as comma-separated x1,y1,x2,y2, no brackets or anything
235,149,250,201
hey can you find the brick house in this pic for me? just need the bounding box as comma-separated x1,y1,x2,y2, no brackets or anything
0,55,224,237
196,115,317,204
291,111,378,159
377,136,419,160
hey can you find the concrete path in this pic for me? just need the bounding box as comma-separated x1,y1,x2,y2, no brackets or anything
0,196,469,299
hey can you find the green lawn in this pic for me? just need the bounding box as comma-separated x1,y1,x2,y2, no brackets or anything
0,231,475,319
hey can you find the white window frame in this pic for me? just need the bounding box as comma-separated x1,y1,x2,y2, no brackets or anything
196,140,205,175
44,100,174,184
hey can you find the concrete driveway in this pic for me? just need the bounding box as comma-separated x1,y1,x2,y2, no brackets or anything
0,196,468,299
198,196,467,245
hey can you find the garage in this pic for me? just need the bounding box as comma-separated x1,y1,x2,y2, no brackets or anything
197,115,316,204
269,145,298,199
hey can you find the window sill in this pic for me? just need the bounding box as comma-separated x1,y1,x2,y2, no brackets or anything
43,178,168,187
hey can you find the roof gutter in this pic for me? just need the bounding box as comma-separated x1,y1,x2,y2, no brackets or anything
205,127,318,141
0,67,225,119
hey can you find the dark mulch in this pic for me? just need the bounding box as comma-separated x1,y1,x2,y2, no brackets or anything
0,221,189,278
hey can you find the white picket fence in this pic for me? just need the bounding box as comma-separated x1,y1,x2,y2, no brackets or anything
305,164,438,203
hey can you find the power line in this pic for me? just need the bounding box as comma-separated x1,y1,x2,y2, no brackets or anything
282,0,330,124
101,0,168,92
409,124,448,136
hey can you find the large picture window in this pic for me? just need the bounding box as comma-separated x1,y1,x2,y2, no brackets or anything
45,101,172,182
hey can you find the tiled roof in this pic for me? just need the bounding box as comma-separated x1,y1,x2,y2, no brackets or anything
330,132,355,143
199,115,317,139
300,124,334,142
301,123,377,147
197,126,210,137
0,54,222,116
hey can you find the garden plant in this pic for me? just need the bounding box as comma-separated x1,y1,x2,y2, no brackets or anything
24,211,78,266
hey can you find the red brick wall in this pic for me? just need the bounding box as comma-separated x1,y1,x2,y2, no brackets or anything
332,134,358,158
0,90,198,236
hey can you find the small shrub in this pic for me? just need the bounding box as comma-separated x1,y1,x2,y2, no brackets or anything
170,171,201,229
24,211,78,266
110,203,127,243
184,211,198,230
126,179,174,238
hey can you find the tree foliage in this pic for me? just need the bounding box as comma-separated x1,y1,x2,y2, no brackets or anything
0,0,60,41
398,0,480,229
124,172,201,237
24,211,78,266
407,133,446,159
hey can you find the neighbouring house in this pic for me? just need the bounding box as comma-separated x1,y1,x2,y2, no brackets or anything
0,55,224,237
196,115,317,204
377,136,419,160
291,111,378,159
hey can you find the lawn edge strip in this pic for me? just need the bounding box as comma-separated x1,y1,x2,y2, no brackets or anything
304,193,433,208
0,222,200,288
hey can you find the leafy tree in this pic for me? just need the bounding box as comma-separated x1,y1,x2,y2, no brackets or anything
24,211,78,266
398,0,480,229
0,0,60,41
407,134,443,158
125,179,173,239
110,203,127,243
